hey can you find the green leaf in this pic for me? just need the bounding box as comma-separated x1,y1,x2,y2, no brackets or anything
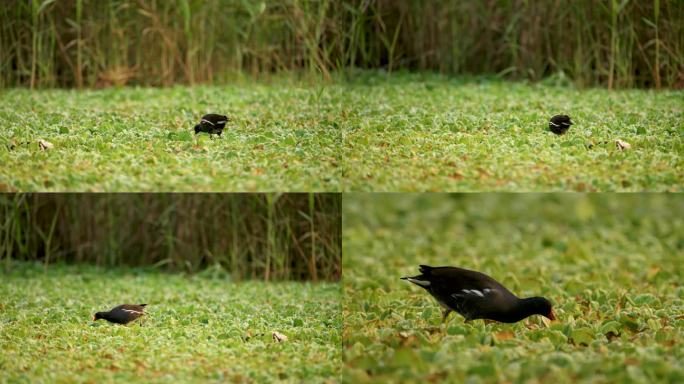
570,328,594,345
447,324,467,335
633,294,657,306
421,307,433,320
600,320,622,335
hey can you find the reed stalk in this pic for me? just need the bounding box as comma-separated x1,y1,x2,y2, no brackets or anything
0,193,341,282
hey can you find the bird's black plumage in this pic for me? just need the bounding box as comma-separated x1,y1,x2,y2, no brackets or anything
93,304,147,324
194,114,229,137
402,265,555,324
549,115,573,135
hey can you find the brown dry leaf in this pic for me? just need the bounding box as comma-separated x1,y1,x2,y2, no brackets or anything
449,172,464,180
624,358,639,366
174,117,184,129
425,371,448,382
615,139,631,150
493,331,515,341
647,266,660,279
272,331,288,342
38,140,54,150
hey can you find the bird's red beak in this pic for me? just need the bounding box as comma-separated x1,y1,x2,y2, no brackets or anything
92,315,97,321
547,310,556,321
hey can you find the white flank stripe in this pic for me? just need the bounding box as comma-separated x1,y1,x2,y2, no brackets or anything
122,309,143,314
201,119,215,126
462,289,484,298
549,121,559,127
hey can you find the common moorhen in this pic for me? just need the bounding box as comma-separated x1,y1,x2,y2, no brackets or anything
194,114,229,137
93,304,147,325
402,265,555,323
549,114,573,135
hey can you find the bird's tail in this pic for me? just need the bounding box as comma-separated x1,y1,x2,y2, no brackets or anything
139,304,147,307
419,265,434,274
401,275,431,287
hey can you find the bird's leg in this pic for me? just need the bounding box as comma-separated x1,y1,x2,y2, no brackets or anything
441,309,452,324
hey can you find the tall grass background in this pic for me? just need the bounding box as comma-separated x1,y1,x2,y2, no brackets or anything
0,193,341,281
1,0,681,89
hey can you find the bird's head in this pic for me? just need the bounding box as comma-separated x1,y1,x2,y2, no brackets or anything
531,297,556,320
194,124,201,134
92,312,104,321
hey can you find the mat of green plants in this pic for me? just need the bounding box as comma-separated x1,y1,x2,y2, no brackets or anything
341,73,684,192
0,81,341,192
342,194,684,383
3,73,682,192
0,263,341,383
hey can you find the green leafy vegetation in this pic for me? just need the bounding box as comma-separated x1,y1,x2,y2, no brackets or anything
342,194,684,383
0,262,341,382
2,73,681,192
0,84,341,191
341,73,684,191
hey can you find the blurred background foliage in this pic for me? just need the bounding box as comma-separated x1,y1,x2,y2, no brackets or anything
1,0,682,89
344,193,684,282
0,193,341,281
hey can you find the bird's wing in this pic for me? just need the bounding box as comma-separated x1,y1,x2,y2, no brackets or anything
428,266,506,291
448,287,511,320
451,287,497,300
119,304,146,314
122,308,144,315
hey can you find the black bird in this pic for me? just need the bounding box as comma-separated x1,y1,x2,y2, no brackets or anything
549,114,573,135
402,265,555,324
93,304,147,325
194,114,229,137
